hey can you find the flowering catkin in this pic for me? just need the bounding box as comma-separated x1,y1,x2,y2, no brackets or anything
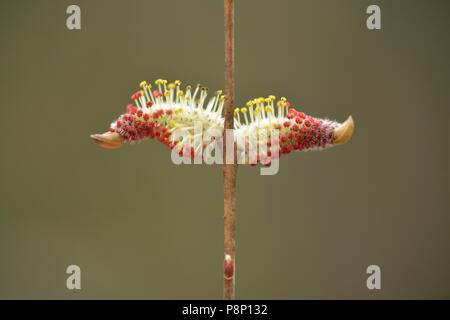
92,79,354,165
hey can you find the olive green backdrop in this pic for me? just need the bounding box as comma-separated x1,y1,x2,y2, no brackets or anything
1,0,449,299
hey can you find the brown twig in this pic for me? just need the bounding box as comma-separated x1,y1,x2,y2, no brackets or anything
223,0,237,300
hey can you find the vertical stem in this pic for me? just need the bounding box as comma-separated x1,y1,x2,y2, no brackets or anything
223,0,237,300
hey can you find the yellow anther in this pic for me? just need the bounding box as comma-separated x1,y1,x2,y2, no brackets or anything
276,101,283,107
220,95,227,100
246,100,254,107
234,108,240,114
155,79,163,85
140,90,145,96
164,91,170,97
264,97,271,103
169,120,177,127
146,84,152,90
177,90,184,97
265,106,273,112
139,81,147,88
280,97,287,102
241,107,248,113
216,90,223,95
269,95,276,101
168,83,176,90
174,80,181,86
161,79,168,85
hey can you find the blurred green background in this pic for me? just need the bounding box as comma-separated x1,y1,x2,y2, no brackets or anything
1,0,449,299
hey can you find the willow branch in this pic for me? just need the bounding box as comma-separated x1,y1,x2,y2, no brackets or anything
223,0,237,300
